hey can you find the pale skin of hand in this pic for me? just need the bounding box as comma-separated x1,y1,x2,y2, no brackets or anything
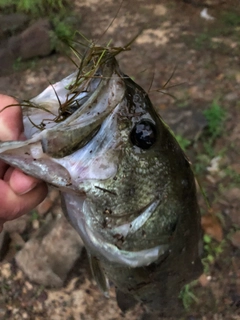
0,95,48,232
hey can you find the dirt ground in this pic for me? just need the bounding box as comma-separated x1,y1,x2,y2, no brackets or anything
0,0,240,319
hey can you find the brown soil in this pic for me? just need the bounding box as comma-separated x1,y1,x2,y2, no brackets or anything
1,0,240,319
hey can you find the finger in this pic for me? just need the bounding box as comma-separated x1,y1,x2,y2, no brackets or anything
0,180,48,223
0,95,22,178
4,167,40,195
0,95,23,141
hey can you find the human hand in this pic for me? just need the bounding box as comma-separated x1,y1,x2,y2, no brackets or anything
0,94,48,232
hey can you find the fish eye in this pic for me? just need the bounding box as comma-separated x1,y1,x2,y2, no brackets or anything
130,120,157,149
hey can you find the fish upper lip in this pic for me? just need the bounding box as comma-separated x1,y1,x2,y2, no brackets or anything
23,71,125,158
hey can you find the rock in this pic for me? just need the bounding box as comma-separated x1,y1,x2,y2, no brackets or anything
3,232,26,262
3,215,28,234
1,216,27,262
0,19,53,75
20,18,53,59
8,19,53,60
16,216,84,287
0,47,15,76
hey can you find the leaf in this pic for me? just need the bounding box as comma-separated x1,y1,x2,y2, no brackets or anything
201,213,223,242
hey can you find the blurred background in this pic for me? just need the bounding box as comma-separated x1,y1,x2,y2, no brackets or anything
0,0,240,319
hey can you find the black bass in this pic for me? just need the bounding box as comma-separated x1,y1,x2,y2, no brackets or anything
0,47,202,316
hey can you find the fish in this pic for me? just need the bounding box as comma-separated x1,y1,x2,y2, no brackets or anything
0,45,202,316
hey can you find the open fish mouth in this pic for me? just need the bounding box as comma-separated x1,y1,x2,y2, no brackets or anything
0,56,125,189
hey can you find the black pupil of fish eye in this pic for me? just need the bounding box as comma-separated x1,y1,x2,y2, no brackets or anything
130,120,156,149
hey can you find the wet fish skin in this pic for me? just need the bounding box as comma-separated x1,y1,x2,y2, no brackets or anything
0,54,202,315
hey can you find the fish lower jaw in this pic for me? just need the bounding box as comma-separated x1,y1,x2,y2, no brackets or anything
63,194,170,268
81,201,170,268
84,223,169,268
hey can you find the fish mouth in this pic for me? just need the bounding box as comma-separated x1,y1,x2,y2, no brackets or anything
63,192,170,268
0,57,126,190
23,58,125,158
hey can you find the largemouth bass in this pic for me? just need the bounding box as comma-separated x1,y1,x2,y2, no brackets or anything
0,46,202,316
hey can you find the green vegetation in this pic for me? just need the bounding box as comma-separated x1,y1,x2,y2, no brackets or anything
203,99,226,141
180,213,226,310
13,57,38,72
30,210,39,221
179,281,199,310
221,11,240,27
193,100,226,175
193,154,208,175
202,234,226,273
175,134,191,152
50,17,76,51
183,32,222,52
52,17,75,41
224,167,240,187
193,33,212,50
0,279,10,295
0,0,67,16
173,100,226,177
0,0,76,53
